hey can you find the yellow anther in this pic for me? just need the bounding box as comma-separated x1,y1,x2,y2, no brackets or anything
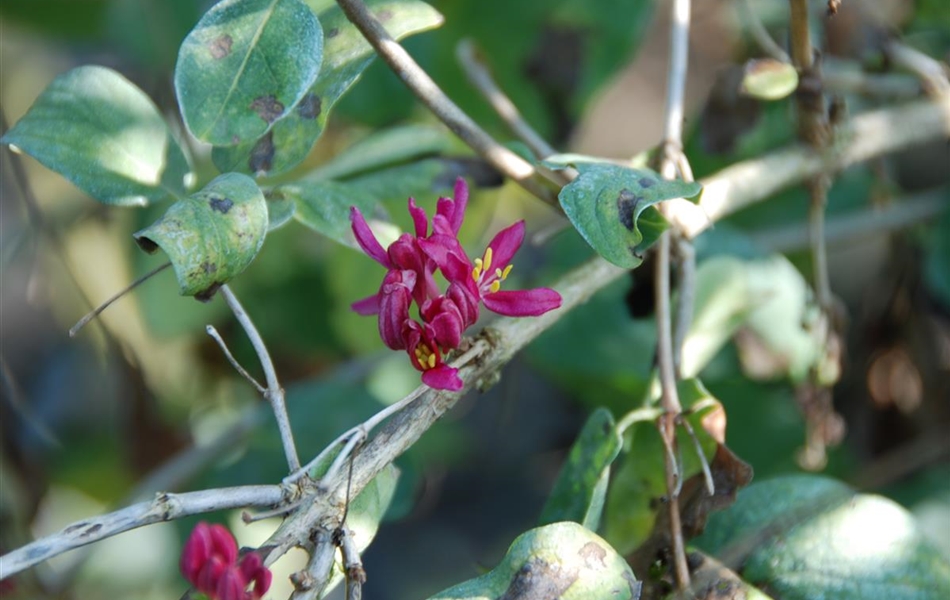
427,353,436,369
502,264,513,280
483,247,493,272
495,268,503,279
473,258,483,281
489,280,501,294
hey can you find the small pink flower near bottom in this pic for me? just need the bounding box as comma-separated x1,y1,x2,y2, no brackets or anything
180,522,272,600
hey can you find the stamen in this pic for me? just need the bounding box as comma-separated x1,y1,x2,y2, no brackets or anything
427,353,436,369
483,247,493,272
473,258,483,281
502,264,513,280
495,268,503,279
489,280,501,294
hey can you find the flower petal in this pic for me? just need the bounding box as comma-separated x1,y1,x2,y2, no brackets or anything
482,288,562,317
422,364,464,391
350,206,391,268
407,197,428,237
180,522,212,583
208,524,238,564
378,271,414,350
449,177,468,234
429,306,464,349
486,220,525,270
351,293,380,315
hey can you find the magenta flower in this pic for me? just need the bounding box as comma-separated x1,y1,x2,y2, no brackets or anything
349,177,561,391
180,522,272,600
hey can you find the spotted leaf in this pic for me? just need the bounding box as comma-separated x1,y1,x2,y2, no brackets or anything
175,0,323,146
134,173,268,299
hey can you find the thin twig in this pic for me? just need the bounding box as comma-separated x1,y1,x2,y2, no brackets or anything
0,485,288,576
737,0,790,62
679,417,715,495
219,285,300,472
455,39,556,159
334,0,557,206
655,0,694,588
205,325,267,394
68,262,172,337
337,528,366,600
808,179,834,310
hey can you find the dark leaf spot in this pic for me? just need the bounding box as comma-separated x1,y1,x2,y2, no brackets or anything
578,541,607,568
210,34,233,59
617,189,641,231
638,177,655,188
326,27,340,38
249,131,275,175
135,235,160,254
250,95,285,123
209,196,234,214
296,93,322,120
376,8,394,21
497,558,577,600
195,282,222,302
200,262,218,275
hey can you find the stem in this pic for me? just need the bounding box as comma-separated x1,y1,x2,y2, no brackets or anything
219,285,300,472
334,0,556,206
672,237,695,378
69,262,172,337
1,485,288,576
657,0,694,588
738,0,790,62
808,178,833,311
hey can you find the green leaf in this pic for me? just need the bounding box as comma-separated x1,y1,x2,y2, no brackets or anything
277,179,378,247
263,187,296,231
696,475,950,600
740,58,800,101
539,408,622,531
133,173,268,299
212,0,443,176
303,123,453,181
428,522,640,600
175,0,323,146
1,65,190,206
545,159,702,268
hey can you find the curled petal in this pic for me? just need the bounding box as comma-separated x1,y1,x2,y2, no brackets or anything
239,553,272,598
428,306,464,349
208,524,238,564
215,566,248,600
196,555,228,595
180,522,213,583
379,280,413,350
486,220,525,271
407,197,428,238
350,207,392,268
447,282,479,328
422,364,464,391
482,288,562,317
450,177,469,234
351,293,380,316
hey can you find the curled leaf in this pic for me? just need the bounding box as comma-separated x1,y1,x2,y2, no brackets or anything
740,59,799,101
134,173,268,300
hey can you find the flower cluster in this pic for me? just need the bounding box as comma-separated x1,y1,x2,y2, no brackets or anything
180,522,272,600
350,178,562,391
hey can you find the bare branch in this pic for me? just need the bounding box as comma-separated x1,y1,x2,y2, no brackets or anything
205,324,266,394
668,96,950,238
219,285,300,472
1,485,290,576
69,262,172,337
884,39,950,97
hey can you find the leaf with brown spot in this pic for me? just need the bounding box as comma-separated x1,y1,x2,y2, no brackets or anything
133,173,268,299
544,157,702,269
212,0,443,176
175,0,323,145
428,522,639,600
